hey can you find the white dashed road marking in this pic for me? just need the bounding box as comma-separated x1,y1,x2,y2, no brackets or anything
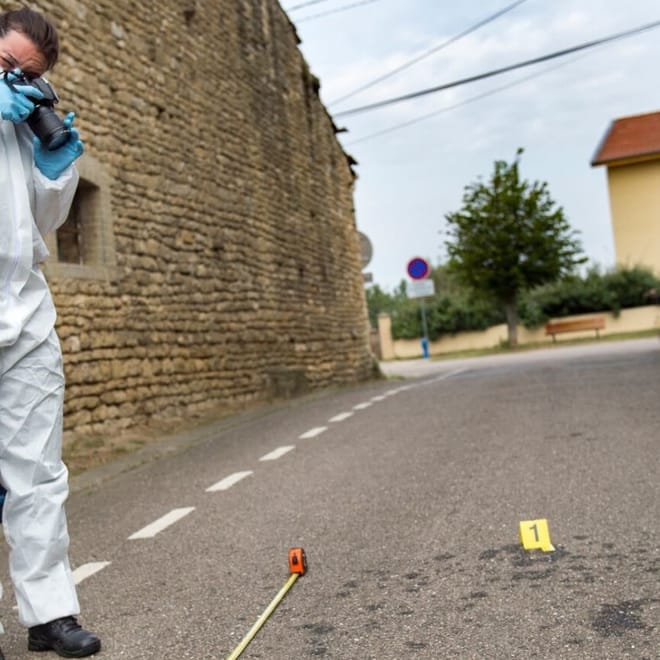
353,402,372,410
259,446,295,461
59,369,469,606
73,562,111,585
128,507,196,540
329,412,354,422
206,471,254,492
299,426,327,439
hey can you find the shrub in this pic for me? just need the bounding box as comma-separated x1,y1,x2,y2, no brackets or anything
519,266,660,327
389,294,504,340
369,265,660,340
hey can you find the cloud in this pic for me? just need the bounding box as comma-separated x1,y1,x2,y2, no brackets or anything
291,0,660,289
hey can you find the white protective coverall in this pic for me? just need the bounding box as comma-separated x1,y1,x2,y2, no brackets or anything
0,117,80,627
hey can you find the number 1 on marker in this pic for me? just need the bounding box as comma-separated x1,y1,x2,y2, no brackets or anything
530,523,539,543
519,518,555,552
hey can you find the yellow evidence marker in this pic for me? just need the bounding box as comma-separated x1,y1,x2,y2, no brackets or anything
519,518,555,552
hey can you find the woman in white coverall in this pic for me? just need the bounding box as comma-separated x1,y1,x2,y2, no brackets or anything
0,8,100,658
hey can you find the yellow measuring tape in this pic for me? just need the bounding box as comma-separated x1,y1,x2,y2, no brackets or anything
226,548,307,660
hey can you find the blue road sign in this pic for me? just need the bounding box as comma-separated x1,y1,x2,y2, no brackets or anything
407,257,430,280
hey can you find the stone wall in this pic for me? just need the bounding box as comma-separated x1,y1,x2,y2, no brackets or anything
6,1,375,438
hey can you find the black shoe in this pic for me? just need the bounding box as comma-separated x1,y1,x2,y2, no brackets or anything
28,616,101,657
0,645,5,660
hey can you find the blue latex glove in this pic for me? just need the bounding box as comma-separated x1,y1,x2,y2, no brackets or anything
33,111,84,180
0,68,44,122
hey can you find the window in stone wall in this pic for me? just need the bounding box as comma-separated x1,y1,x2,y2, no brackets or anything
43,154,118,281
57,179,93,264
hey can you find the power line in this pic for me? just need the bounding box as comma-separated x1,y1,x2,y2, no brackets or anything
295,0,383,24
334,18,660,117
346,53,591,145
285,0,334,12
330,0,528,106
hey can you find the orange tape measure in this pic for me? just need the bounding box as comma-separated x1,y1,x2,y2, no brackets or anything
227,547,308,660
288,547,307,575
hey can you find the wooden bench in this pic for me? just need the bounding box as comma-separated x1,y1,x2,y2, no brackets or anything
545,316,605,342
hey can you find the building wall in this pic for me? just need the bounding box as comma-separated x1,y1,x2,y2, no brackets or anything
607,159,660,274
8,1,375,438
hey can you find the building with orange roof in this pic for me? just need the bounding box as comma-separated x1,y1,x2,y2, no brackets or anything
591,110,660,275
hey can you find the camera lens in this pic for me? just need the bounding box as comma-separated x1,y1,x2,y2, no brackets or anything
27,106,71,150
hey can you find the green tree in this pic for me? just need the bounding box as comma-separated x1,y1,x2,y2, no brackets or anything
365,281,409,328
365,284,393,328
444,148,586,346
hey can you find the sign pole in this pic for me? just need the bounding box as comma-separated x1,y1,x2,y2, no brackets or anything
420,298,430,359
406,257,433,360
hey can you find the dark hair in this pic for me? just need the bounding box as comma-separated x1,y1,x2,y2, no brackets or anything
0,7,59,71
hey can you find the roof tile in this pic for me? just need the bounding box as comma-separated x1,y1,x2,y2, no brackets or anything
591,110,660,166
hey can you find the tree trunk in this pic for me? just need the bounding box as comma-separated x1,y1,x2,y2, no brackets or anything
504,298,518,347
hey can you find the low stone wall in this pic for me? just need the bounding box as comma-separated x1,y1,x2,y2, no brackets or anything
378,307,660,360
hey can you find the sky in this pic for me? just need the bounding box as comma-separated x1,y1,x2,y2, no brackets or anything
282,0,660,292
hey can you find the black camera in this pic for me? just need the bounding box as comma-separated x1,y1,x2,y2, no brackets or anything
3,71,70,150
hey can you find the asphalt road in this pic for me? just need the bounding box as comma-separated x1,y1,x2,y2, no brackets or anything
0,338,658,659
